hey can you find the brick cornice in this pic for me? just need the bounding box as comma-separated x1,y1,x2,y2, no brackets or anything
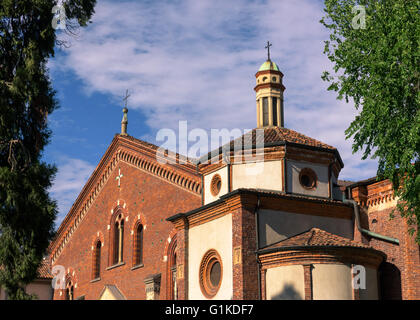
351,179,397,208
168,189,352,230
199,144,341,176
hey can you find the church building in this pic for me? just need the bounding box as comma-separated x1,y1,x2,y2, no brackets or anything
48,49,419,300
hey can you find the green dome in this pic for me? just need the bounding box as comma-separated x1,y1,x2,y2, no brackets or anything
258,60,280,72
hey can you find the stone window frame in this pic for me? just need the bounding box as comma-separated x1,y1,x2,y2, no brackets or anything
199,249,223,299
210,174,222,197
108,209,125,267
299,167,318,190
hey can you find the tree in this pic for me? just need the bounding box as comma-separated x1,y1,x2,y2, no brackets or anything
0,0,96,299
321,0,419,242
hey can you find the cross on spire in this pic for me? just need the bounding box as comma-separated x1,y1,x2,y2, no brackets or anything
123,89,131,108
265,41,272,61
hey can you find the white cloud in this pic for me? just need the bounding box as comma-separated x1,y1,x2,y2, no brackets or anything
52,0,378,181
50,157,95,228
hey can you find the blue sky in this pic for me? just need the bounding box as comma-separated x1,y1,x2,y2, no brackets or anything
44,0,378,228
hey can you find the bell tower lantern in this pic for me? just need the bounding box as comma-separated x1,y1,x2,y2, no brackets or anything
254,41,285,128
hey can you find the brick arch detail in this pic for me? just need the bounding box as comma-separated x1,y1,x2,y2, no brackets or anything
165,230,178,300
108,204,128,266
131,216,146,266
90,231,105,249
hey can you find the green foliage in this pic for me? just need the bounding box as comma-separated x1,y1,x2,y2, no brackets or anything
321,0,420,242
0,0,95,299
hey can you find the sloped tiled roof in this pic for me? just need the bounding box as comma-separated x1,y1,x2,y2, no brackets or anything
229,127,336,150
199,126,337,164
261,228,371,251
37,259,53,279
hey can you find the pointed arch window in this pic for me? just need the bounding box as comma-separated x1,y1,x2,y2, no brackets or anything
112,214,125,265
166,235,177,300
133,224,143,266
93,240,101,279
65,282,74,300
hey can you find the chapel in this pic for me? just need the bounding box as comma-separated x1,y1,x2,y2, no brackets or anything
48,47,419,300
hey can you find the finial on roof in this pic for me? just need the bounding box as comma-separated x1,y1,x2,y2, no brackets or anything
121,89,130,135
265,41,272,61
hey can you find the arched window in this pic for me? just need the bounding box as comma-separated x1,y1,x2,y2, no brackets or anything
166,235,177,300
112,214,124,265
262,97,269,126
272,97,278,126
65,281,74,300
93,240,101,279
134,224,143,266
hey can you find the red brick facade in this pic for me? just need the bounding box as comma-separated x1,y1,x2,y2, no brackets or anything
232,202,259,300
350,179,420,300
49,135,201,300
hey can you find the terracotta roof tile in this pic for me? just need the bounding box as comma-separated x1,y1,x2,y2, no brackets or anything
198,126,337,164
228,127,336,150
262,228,370,250
37,259,53,279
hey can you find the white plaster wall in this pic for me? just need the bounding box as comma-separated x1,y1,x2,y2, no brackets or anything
25,281,53,300
1,281,53,300
287,160,329,197
312,264,353,300
331,173,344,201
266,265,305,300
258,209,353,247
204,166,229,205
188,214,233,300
0,287,6,300
232,160,283,192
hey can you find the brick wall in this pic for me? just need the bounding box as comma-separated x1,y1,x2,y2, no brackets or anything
351,180,420,300
52,161,200,300
232,201,259,300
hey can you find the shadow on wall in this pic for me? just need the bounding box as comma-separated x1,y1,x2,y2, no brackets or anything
271,283,303,300
379,262,402,300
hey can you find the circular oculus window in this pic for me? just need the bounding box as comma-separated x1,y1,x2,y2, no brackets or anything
199,249,223,298
210,174,222,196
299,168,317,190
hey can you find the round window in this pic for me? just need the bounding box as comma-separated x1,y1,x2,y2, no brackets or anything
199,250,223,298
299,168,317,190
272,76,277,82
210,174,222,196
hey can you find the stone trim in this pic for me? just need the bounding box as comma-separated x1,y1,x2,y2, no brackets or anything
144,273,161,300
